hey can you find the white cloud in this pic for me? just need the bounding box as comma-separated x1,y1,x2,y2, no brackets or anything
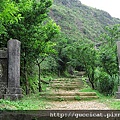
80,0,120,18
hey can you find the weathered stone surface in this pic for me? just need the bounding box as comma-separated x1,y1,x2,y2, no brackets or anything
7,40,21,87
0,59,7,83
117,41,120,72
116,86,120,99
6,87,22,94
0,40,23,100
116,93,120,99
116,41,120,99
0,49,7,99
4,93,23,100
3,40,23,100
0,49,7,58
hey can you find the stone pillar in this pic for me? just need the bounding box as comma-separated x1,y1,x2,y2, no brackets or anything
0,49,7,99
4,40,23,100
116,41,120,99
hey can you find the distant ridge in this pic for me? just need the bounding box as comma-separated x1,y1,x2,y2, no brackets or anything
49,0,120,42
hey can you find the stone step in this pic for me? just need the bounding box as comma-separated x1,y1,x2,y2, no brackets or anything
50,81,82,84
52,79,82,81
40,92,97,96
50,83,82,86
52,78,82,81
50,81,82,83
50,81,83,84
50,86,81,90
42,96,98,101
50,84,81,86
50,84,81,87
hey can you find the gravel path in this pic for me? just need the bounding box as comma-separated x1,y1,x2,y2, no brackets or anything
46,101,110,110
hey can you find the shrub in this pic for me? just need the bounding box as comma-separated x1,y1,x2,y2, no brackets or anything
95,69,118,95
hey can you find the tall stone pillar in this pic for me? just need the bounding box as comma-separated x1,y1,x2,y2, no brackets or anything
116,41,120,99
4,40,23,100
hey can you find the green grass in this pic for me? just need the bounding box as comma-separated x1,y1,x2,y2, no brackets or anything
80,86,109,98
0,93,49,110
0,75,57,110
109,100,120,110
74,96,81,100
80,86,120,110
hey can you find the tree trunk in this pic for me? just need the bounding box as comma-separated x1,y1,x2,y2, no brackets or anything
87,72,95,90
38,63,42,92
24,50,29,95
25,69,29,94
89,79,95,89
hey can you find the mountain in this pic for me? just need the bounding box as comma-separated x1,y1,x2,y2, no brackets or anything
49,0,120,42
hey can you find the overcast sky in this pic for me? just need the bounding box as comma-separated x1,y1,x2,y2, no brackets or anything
79,0,120,19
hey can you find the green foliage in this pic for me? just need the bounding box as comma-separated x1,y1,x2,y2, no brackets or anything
79,44,96,89
93,24,119,95
58,98,65,101
51,0,120,44
67,40,96,89
80,86,110,99
66,24,119,96
74,96,81,100
0,0,60,94
110,100,120,110
1,0,120,96
95,70,115,95
94,25,119,95
0,0,22,35
41,56,58,74
0,94,47,110
47,0,120,79
99,46,118,76
50,0,120,79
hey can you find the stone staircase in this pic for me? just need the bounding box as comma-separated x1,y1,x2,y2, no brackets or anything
50,78,83,90
40,77,98,101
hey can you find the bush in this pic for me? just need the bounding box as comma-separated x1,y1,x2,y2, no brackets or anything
95,69,118,95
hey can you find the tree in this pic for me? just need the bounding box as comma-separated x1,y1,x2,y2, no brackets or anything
54,33,69,76
68,40,96,89
1,0,60,94
0,0,21,35
32,21,60,92
98,24,120,76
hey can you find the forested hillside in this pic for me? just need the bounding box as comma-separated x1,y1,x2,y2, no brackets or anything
0,0,120,95
45,0,120,95
44,0,120,76
50,0,120,42
1,0,120,112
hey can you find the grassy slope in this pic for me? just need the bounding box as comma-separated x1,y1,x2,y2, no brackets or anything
80,86,120,110
50,0,120,43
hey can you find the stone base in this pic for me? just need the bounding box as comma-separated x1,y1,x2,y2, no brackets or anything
116,92,120,99
4,94,23,100
0,88,6,99
116,86,120,99
0,83,7,99
4,87,23,100
5,87,22,94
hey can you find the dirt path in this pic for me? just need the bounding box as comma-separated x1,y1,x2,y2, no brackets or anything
46,101,110,110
